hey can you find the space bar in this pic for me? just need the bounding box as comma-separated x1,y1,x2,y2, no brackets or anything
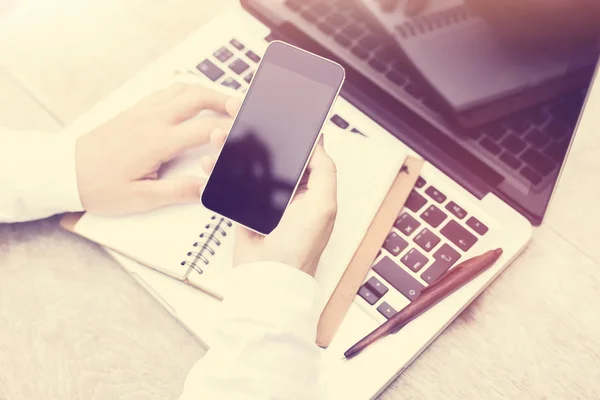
373,256,425,301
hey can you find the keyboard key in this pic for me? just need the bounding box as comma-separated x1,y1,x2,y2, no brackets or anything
358,34,380,50
301,9,319,22
383,232,409,256
330,114,349,129
521,148,555,176
317,21,335,35
501,134,527,155
466,217,488,235
421,205,447,228
213,47,233,62
244,71,254,84
434,243,461,264
499,152,522,169
334,34,352,47
421,244,461,284
414,228,440,252
358,285,378,305
506,115,531,135
520,166,542,185
365,276,389,298
373,256,425,301
285,0,303,11
544,140,569,162
368,59,386,73
445,201,467,219
221,77,241,90
425,186,446,203
528,108,549,126
341,24,364,39
351,45,369,60
405,190,427,213
401,248,429,272
405,82,424,99
311,2,331,15
246,50,261,63
395,212,420,236
415,176,426,188
374,46,396,64
229,38,245,50
325,13,346,27
480,138,502,155
229,59,250,75
196,59,225,81
545,118,570,140
377,302,398,319
466,130,483,141
524,129,550,148
482,124,506,141
386,71,407,87
440,220,478,252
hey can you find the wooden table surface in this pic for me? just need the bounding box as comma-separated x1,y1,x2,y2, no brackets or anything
1,1,599,399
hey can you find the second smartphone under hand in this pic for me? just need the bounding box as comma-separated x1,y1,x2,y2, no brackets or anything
201,41,346,235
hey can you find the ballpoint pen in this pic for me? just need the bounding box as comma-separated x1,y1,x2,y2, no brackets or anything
343,248,503,360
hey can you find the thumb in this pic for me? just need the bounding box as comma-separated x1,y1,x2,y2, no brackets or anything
130,176,206,210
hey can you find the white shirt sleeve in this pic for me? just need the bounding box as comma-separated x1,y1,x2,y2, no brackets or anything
0,128,83,223
179,262,325,400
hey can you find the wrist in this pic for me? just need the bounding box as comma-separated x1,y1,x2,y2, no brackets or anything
20,134,84,215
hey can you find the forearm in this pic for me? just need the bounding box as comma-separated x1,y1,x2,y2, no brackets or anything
0,128,82,223
178,263,325,400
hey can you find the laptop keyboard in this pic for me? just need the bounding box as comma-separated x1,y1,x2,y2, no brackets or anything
192,36,491,323
284,0,584,188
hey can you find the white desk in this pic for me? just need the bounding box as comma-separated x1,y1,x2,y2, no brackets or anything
1,1,599,399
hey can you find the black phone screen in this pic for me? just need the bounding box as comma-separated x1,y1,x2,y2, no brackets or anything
201,42,344,234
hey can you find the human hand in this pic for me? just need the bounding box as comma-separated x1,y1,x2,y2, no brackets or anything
76,84,239,215
202,113,338,278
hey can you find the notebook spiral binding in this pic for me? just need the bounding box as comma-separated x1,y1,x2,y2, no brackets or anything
180,215,233,274
395,5,475,40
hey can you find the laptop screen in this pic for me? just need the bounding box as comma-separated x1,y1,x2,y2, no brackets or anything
244,0,599,225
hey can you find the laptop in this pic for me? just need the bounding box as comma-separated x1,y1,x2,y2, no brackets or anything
72,1,598,398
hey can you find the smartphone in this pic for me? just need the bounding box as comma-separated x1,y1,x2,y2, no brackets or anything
201,41,345,235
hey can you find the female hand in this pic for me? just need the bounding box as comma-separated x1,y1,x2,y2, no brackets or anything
202,103,338,278
76,83,238,215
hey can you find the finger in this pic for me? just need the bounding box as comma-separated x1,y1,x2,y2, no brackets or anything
172,117,233,155
225,96,243,117
306,143,337,201
130,176,206,211
136,83,190,108
201,155,217,176
236,223,263,245
404,0,428,16
210,128,228,148
166,84,236,123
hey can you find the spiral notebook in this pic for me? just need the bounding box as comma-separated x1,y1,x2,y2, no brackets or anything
360,0,599,122
61,125,408,304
